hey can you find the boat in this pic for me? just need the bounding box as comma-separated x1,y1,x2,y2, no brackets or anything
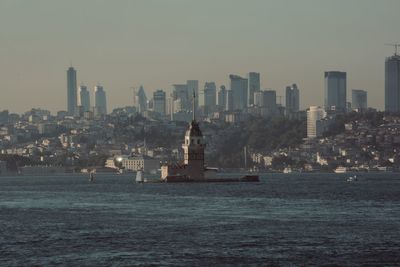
346,175,358,182
283,167,292,174
334,166,347,173
89,170,96,183
136,170,144,183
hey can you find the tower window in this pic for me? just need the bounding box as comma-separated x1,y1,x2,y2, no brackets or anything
197,139,200,144
191,139,194,143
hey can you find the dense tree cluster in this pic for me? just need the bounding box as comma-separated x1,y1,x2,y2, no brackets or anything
207,116,306,168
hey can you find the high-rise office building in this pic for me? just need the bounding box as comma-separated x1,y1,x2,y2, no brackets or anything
153,89,166,116
67,67,77,115
204,82,216,115
229,75,248,110
187,80,199,108
217,85,227,110
385,53,400,112
94,85,107,116
134,85,147,113
172,84,189,113
307,106,327,138
248,72,260,106
78,85,90,112
352,89,367,111
226,90,234,111
324,71,347,113
285,84,300,115
254,90,277,117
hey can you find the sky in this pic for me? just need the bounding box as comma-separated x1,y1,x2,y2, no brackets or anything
0,0,399,114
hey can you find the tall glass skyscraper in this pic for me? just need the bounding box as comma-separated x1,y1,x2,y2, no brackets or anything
324,71,346,113
229,74,248,111
134,85,148,113
285,83,300,115
204,82,216,115
247,72,260,106
94,85,107,116
351,89,367,111
67,67,77,115
153,89,166,116
78,85,90,112
217,85,227,111
385,54,400,112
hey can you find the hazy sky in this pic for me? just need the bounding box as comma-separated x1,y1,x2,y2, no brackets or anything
0,0,399,113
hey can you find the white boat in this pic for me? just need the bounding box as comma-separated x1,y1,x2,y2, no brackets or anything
283,167,292,174
346,175,358,182
136,170,144,183
334,166,347,173
89,170,96,183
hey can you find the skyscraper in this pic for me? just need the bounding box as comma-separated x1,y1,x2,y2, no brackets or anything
153,89,166,116
307,106,327,138
229,75,248,111
78,85,90,112
94,85,107,116
134,85,148,113
352,89,367,111
254,90,277,117
172,84,189,113
324,71,347,113
217,85,227,111
203,82,216,115
248,72,260,106
285,84,300,115
67,67,77,115
385,53,400,112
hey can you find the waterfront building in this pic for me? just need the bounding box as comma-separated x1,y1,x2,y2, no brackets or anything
307,106,327,138
229,74,248,110
352,89,367,111
78,85,90,112
385,53,400,112
94,85,107,116
117,155,159,173
248,72,260,106
67,67,77,116
285,84,300,115
324,71,347,113
204,82,217,115
153,89,166,116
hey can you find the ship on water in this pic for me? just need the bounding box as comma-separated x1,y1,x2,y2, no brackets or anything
159,93,259,183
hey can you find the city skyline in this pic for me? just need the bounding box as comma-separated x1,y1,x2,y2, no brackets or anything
1,0,400,113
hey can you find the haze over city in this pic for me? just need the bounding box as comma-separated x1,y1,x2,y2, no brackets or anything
0,0,399,113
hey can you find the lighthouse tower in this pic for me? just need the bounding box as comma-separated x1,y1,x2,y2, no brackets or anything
182,120,205,179
181,92,205,179
160,91,206,181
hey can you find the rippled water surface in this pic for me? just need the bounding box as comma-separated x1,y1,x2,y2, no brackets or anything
1,173,400,266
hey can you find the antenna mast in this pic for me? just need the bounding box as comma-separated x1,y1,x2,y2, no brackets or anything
385,43,400,56
192,90,196,121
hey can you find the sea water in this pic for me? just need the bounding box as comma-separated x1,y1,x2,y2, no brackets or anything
0,173,399,266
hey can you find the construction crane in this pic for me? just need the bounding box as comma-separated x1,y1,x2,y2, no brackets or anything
385,43,400,56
